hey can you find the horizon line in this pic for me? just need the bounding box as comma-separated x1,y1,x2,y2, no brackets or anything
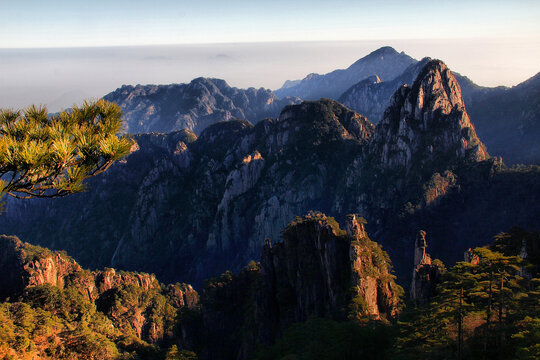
2,35,537,50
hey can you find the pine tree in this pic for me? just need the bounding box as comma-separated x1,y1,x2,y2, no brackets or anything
0,100,132,199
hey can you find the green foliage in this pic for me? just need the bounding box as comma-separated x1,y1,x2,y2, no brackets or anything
20,242,54,261
348,295,369,319
512,316,540,359
0,279,189,359
0,100,132,199
394,238,539,360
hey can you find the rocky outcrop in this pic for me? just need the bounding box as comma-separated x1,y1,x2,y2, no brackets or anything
410,231,443,305
104,77,301,134
275,46,416,100
199,213,401,360
339,59,430,123
0,235,85,300
0,235,198,344
259,213,400,332
370,59,488,172
346,214,401,319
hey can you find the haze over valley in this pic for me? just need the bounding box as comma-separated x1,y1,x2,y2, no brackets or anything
1,37,539,112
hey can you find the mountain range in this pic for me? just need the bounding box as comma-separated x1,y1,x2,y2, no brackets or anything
1,47,540,359
274,46,416,100
103,46,540,165
104,77,300,134
3,59,540,289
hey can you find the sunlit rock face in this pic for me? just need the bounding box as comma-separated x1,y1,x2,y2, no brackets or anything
370,59,488,172
0,235,198,344
199,213,401,360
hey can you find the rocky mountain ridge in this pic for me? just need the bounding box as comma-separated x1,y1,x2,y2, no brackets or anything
369,59,488,171
275,46,416,100
104,77,301,134
103,46,539,164
278,46,539,164
468,71,540,164
338,56,494,122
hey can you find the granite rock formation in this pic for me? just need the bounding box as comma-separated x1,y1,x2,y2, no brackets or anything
199,213,401,359
369,59,488,172
339,57,484,124
410,231,442,305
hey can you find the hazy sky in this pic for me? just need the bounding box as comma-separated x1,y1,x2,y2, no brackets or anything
0,1,539,112
1,0,539,47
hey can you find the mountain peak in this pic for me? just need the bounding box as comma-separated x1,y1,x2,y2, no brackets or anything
370,59,489,170
367,46,399,57
411,59,466,110
275,47,416,100
347,46,413,72
278,99,375,143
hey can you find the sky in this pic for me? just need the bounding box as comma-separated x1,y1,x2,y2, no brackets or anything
0,0,539,111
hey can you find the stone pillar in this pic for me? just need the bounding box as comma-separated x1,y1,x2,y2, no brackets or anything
411,230,439,305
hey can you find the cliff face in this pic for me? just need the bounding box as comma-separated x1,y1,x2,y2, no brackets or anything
199,213,401,360
339,59,430,123
0,235,198,344
260,213,399,325
104,77,301,134
0,235,83,301
369,60,488,172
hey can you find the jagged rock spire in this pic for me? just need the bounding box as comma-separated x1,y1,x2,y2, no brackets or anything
414,230,431,267
370,59,488,171
410,230,441,305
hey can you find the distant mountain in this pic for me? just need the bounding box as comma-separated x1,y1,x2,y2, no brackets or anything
103,47,539,165
104,77,300,134
339,58,429,123
468,72,540,164
3,60,540,288
274,46,416,100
